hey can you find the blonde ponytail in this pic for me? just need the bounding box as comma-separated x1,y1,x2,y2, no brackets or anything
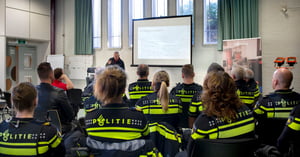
158,81,169,112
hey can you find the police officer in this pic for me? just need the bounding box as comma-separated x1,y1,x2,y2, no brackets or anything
231,65,260,110
254,68,300,145
190,71,255,140
277,104,300,156
188,62,224,128
128,64,154,107
170,64,202,128
136,70,182,129
85,65,150,154
0,82,64,156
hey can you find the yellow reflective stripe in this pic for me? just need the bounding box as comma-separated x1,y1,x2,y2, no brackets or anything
86,127,145,132
129,91,154,94
149,123,181,142
0,142,36,146
143,108,180,114
258,105,273,111
38,145,49,154
199,105,204,111
272,112,290,118
218,123,255,138
191,132,205,139
288,117,300,131
50,136,62,148
254,108,264,114
218,117,254,130
191,128,218,139
0,147,37,156
181,98,192,102
129,94,149,99
189,106,197,112
87,132,142,140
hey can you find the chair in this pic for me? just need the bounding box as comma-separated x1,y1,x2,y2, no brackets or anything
189,138,258,157
256,118,288,146
47,110,62,133
67,88,83,116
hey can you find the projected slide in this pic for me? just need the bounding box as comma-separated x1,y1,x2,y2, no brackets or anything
133,16,192,66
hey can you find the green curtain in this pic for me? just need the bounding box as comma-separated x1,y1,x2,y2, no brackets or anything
75,0,93,55
217,0,259,50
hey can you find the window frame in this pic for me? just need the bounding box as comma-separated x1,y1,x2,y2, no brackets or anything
128,0,144,47
92,0,102,49
152,0,168,17
107,0,122,48
203,0,218,45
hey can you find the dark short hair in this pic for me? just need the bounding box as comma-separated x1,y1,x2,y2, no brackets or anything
182,64,194,78
12,82,37,112
37,62,53,80
137,64,149,78
207,63,224,73
54,68,63,80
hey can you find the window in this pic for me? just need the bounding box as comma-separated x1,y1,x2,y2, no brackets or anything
129,0,144,47
108,0,122,48
177,0,193,15
203,0,218,44
177,0,194,44
152,0,168,17
92,0,101,48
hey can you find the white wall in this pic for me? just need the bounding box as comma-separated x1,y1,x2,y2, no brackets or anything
0,0,5,36
0,37,5,90
0,0,51,89
259,0,300,94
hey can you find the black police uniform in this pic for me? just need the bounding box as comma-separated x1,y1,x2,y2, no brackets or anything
85,103,149,143
253,89,300,146
170,83,203,128
0,117,64,156
277,104,300,156
189,92,203,120
236,79,260,109
128,79,154,107
254,89,300,119
191,105,255,139
135,92,182,129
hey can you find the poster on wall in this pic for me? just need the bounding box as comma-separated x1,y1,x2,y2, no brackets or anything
222,37,262,91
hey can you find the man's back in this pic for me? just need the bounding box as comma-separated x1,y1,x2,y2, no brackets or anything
253,89,300,145
34,83,74,133
128,79,153,107
170,83,202,128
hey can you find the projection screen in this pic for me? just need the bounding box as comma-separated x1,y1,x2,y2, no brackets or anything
132,15,192,67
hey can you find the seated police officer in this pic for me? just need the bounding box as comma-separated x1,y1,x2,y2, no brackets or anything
190,71,255,140
254,68,300,146
0,82,65,156
170,64,202,129
231,65,260,110
136,70,182,130
128,64,154,107
277,104,300,156
189,62,224,128
85,65,151,156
